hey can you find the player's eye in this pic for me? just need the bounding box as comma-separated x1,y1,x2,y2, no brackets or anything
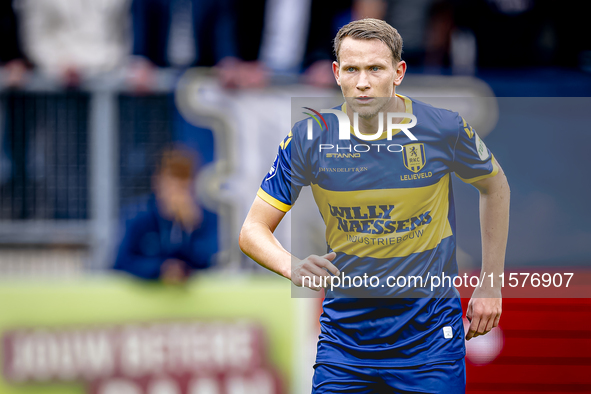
346,67,356,72
370,66,380,71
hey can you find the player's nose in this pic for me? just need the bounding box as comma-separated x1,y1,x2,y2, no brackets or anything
356,71,370,90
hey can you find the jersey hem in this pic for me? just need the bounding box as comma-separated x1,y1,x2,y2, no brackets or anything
257,188,292,212
314,351,466,369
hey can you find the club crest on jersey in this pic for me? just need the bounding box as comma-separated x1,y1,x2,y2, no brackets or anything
402,143,426,173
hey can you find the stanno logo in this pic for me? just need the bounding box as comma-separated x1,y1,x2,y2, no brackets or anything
326,153,361,159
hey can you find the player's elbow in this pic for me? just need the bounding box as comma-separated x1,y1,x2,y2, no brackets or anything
238,226,247,254
490,179,510,202
238,222,253,256
475,171,510,198
497,173,511,200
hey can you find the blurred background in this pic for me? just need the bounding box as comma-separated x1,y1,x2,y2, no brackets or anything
0,0,590,393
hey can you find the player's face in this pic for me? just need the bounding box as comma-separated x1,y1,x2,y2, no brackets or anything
154,171,194,219
333,37,406,119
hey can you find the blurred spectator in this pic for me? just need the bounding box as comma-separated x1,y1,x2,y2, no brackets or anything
424,0,457,71
113,147,217,284
15,0,132,86
131,0,234,68
129,0,269,90
259,0,311,77
260,0,386,87
454,0,542,68
0,0,28,87
304,0,386,86
300,0,354,87
383,0,589,72
223,0,269,88
451,0,588,70
383,0,470,73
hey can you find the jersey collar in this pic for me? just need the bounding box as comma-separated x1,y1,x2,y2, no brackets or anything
340,94,413,141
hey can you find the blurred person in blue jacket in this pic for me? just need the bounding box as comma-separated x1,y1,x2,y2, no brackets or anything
114,147,217,284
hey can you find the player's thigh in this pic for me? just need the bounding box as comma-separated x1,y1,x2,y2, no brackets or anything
312,363,380,394
379,359,466,394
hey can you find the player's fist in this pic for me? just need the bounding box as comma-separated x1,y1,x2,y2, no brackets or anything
291,252,339,291
465,288,502,340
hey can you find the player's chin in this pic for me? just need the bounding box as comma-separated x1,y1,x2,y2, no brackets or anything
352,101,388,118
347,102,373,116
356,108,380,119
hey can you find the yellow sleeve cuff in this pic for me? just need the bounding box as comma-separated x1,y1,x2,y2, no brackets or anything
257,188,292,212
456,155,500,184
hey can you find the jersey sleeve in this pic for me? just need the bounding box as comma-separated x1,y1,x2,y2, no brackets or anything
257,130,310,212
451,115,499,183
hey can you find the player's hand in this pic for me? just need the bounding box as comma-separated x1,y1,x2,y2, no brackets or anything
465,288,502,341
302,60,336,88
160,258,189,286
4,59,27,88
61,65,81,88
169,192,202,232
291,252,339,291
127,57,156,93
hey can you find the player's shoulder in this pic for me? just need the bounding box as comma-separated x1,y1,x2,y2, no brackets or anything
406,96,462,135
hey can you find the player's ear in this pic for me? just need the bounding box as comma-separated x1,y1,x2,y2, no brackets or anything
332,61,341,86
394,60,406,87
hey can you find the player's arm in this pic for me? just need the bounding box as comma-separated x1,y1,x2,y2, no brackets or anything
239,197,339,290
465,158,510,340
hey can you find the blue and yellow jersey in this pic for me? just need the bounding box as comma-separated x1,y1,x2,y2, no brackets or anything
258,95,498,366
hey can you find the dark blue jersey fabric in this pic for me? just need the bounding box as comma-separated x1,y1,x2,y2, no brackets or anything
258,95,498,366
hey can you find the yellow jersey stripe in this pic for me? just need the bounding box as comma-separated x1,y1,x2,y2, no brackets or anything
257,188,292,212
456,155,500,184
310,174,453,259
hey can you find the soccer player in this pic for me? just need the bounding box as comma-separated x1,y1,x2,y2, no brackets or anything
239,18,509,393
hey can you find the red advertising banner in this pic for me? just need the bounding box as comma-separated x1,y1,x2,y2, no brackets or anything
3,321,284,394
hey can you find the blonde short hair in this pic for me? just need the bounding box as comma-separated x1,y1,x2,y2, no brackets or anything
333,18,403,64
